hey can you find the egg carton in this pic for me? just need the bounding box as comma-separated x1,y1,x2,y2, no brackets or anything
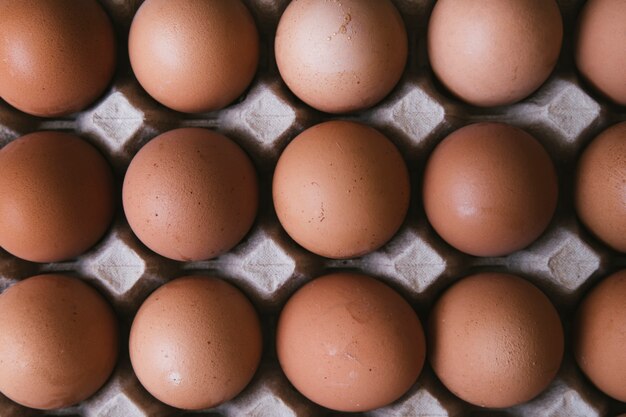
0,0,625,416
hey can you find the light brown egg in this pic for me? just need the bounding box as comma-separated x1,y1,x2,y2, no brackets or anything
576,0,626,105
129,0,259,113
0,0,116,117
276,272,425,412
422,122,558,257
429,273,564,408
428,0,562,107
129,276,262,410
273,121,410,259
0,275,118,410
0,132,115,263
122,128,258,262
275,0,408,113
574,269,626,402
575,122,626,252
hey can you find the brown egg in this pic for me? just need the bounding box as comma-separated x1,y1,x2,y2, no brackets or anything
129,0,259,113
122,128,258,262
275,0,408,113
576,0,626,105
273,121,410,259
276,272,425,412
422,122,558,257
575,122,626,252
0,132,115,263
0,275,118,410
129,276,262,410
574,270,626,402
428,0,563,107
0,0,116,117
429,273,564,408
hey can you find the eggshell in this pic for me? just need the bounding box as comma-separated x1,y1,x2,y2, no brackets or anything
574,269,626,402
0,131,115,263
275,0,408,113
272,121,410,259
0,275,118,410
429,273,564,408
575,0,626,105
122,128,258,262
428,0,563,107
575,122,626,252
129,276,262,410
0,0,116,117
422,122,558,257
276,272,425,412
129,0,259,113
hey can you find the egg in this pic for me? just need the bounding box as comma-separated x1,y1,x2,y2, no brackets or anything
0,0,116,117
0,131,115,263
276,272,425,412
129,276,262,410
275,0,408,113
429,273,564,408
574,269,626,402
576,0,626,105
576,122,626,252
129,0,259,113
0,275,118,410
122,128,258,262
428,0,563,107
422,122,558,257
272,121,410,259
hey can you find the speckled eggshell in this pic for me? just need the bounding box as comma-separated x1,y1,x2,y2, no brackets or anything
575,122,626,252
129,0,259,113
0,0,116,117
422,122,558,257
574,269,626,402
429,273,564,408
129,276,262,410
428,0,563,107
122,128,258,262
0,131,115,263
272,121,410,259
276,272,426,412
0,275,118,410
575,0,626,105
275,0,408,113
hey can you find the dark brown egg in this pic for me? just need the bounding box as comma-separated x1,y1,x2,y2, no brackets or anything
428,0,562,107
277,272,426,412
129,276,262,410
123,128,258,261
575,0,626,105
429,273,564,408
0,0,116,117
129,0,259,113
575,122,626,252
0,131,115,263
574,269,626,402
422,122,558,257
275,0,408,113
0,275,118,410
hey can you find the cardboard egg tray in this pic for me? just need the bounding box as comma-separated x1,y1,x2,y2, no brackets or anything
1,0,625,416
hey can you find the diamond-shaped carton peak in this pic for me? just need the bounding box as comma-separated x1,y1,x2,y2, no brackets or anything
506,225,601,293
78,91,146,154
81,231,147,297
363,227,450,299
545,80,601,141
369,81,445,150
369,372,464,417
221,365,318,417
217,227,305,305
221,80,297,153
